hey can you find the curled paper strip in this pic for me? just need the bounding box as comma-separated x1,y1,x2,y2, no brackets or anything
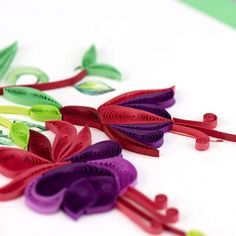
6,67,49,85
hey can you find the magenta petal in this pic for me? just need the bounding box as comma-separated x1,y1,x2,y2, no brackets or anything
25,177,66,214
88,157,137,191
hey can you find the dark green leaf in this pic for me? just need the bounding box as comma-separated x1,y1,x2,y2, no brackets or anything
75,80,114,95
86,64,122,81
0,41,18,80
82,45,97,68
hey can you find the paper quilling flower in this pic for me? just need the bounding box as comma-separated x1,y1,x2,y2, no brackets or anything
0,119,204,236
1,85,236,158
0,120,92,200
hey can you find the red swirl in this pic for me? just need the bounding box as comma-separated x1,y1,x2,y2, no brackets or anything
171,124,210,151
173,113,217,129
99,105,170,125
0,70,87,95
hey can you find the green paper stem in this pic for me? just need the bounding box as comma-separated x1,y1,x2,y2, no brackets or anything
0,116,13,129
0,105,30,115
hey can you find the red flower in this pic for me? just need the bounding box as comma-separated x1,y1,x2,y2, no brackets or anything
0,120,91,200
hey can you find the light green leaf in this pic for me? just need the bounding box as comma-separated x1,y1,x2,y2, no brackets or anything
6,67,49,85
82,45,97,68
9,122,29,149
3,86,62,108
29,105,62,122
75,80,114,95
0,42,18,80
13,119,46,132
86,64,122,81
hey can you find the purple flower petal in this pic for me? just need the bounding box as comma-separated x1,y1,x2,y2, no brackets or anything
122,104,172,119
118,89,174,108
68,141,122,163
25,163,121,217
112,122,172,133
111,125,164,148
63,176,118,219
88,157,137,191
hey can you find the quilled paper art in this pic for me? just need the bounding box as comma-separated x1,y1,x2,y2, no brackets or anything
0,43,120,96
0,119,204,235
2,85,236,157
0,120,92,200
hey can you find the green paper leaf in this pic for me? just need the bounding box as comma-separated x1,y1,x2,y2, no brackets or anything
13,119,46,132
75,80,114,95
0,137,14,146
29,105,62,122
0,130,14,146
3,86,62,108
6,67,49,85
9,122,29,149
86,64,122,81
0,41,18,80
82,45,97,68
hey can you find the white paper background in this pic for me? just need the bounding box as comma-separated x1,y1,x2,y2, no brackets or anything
0,0,236,235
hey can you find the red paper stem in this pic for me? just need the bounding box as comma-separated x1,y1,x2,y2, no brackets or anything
117,187,185,235
0,70,87,94
171,124,210,151
173,113,217,129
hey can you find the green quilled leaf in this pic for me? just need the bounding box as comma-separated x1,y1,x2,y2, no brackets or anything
13,119,46,132
82,45,97,68
6,67,49,85
9,122,29,149
29,105,62,122
75,80,114,95
3,86,62,108
0,130,14,146
0,137,14,146
0,41,18,80
86,64,122,81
